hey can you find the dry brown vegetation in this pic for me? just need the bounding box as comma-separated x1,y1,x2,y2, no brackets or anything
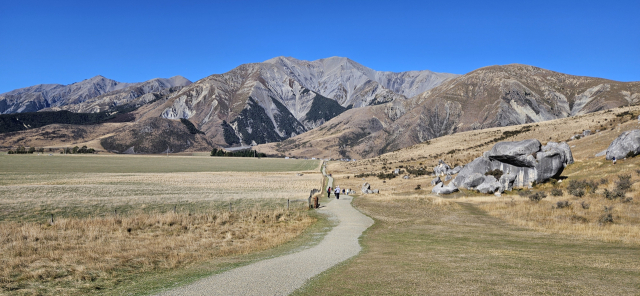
0,156,323,295
324,105,640,244
1,208,313,295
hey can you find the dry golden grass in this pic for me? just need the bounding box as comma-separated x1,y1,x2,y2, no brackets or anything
0,155,324,295
1,208,314,295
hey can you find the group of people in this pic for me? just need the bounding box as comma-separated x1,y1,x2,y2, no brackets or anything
326,186,347,199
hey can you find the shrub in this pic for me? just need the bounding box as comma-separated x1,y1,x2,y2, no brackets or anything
556,201,571,209
550,188,563,196
518,190,532,197
600,178,609,185
415,184,421,190
599,213,614,224
484,169,503,180
529,192,547,202
616,175,633,193
623,197,633,203
567,179,598,195
603,189,625,200
581,201,590,209
570,188,585,197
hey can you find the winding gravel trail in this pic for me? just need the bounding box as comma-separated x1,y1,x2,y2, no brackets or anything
157,169,372,296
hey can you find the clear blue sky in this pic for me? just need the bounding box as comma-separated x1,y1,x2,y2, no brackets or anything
1,0,638,93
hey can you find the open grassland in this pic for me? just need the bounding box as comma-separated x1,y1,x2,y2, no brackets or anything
313,106,640,294
0,154,320,173
0,155,324,295
294,195,640,295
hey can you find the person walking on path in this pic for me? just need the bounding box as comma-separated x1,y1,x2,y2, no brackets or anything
335,186,340,199
327,186,332,198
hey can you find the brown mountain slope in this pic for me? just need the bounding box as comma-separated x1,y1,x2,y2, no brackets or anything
258,64,640,159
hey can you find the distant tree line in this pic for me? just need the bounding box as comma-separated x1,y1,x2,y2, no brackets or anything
210,148,266,158
63,146,96,154
7,146,44,154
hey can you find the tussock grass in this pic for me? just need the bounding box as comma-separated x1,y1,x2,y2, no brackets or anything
1,208,314,295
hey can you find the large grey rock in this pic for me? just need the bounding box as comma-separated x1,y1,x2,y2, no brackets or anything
476,176,502,194
433,160,451,176
449,166,463,175
487,139,541,167
606,129,640,160
431,182,459,194
461,173,486,189
499,173,517,191
452,157,492,187
583,130,591,137
393,169,400,175
455,139,573,190
431,177,441,186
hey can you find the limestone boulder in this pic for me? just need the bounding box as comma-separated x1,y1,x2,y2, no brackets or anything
606,129,640,160
499,173,517,191
433,160,451,176
486,139,541,167
431,182,459,195
461,173,486,189
476,176,502,194
431,177,441,186
452,157,491,187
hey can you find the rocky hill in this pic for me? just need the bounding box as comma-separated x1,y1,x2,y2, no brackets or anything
141,56,458,147
258,64,640,159
0,75,191,114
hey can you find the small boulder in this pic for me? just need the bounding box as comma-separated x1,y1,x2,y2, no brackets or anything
393,169,400,175
433,160,451,176
403,175,410,179
431,182,459,195
583,130,591,137
431,177,442,186
452,157,492,187
444,175,452,181
606,129,640,160
372,189,380,194
361,182,371,194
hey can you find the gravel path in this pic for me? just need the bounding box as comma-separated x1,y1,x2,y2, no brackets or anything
157,170,372,296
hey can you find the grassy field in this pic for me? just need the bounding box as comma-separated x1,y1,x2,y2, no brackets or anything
294,195,640,295
0,154,320,173
310,106,640,295
0,154,325,295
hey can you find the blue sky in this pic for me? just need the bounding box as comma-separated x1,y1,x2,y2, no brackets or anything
1,0,638,93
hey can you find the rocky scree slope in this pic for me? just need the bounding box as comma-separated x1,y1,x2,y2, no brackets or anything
263,64,640,159
0,75,191,114
146,56,457,147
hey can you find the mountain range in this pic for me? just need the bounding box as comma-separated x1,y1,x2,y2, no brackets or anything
1,57,639,158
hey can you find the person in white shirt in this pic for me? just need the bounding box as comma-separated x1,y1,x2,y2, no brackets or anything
335,186,340,199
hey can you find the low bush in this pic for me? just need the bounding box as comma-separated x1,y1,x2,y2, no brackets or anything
484,169,503,180
581,201,590,209
570,188,585,197
567,179,598,195
550,188,563,196
529,192,547,202
556,201,571,209
603,189,625,200
599,213,614,224
616,175,633,193
415,184,421,190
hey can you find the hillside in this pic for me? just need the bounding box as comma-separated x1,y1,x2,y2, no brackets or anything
258,64,640,159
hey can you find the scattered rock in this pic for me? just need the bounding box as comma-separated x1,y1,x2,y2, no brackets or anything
361,183,371,194
393,169,400,175
433,160,451,176
431,182,459,194
296,173,303,176
606,129,640,160
372,189,379,194
583,130,591,137
431,177,442,186
403,175,410,179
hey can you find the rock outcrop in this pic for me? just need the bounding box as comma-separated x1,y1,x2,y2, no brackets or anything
453,139,573,193
606,129,640,160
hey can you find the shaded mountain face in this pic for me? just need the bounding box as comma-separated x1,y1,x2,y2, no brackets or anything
0,76,192,114
258,64,640,159
153,56,458,147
